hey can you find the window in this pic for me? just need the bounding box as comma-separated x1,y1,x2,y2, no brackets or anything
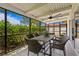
31,19,40,34
48,23,54,34
7,11,30,51
40,22,46,34
20,17,30,34
54,22,60,36
46,24,49,33
60,21,67,35
76,20,79,38
0,8,5,54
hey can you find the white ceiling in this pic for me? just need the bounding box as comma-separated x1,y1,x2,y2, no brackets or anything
0,3,75,23
9,3,72,18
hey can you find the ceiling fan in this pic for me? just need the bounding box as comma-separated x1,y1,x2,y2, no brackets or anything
48,13,62,19
41,13,63,21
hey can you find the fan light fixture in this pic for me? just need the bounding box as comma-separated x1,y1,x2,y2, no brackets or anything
48,16,52,19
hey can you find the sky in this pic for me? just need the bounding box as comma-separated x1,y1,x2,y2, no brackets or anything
0,9,43,26
0,10,30,25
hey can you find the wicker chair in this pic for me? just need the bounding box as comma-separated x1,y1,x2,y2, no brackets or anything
25,39,49,56
51,35,69,56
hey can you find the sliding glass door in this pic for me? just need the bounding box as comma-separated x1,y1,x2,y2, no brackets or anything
75,20,79,38
48,21,67,36
60,21,67,35
54,22,60,36
48,24,54,34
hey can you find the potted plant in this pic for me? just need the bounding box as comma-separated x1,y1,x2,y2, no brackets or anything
44,31,49,37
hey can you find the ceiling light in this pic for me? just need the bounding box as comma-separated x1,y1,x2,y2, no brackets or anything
48,16,52,19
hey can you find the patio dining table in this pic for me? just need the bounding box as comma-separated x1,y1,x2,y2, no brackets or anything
30,35,54,56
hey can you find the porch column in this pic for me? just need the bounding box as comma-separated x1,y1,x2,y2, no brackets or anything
67,4,78,40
